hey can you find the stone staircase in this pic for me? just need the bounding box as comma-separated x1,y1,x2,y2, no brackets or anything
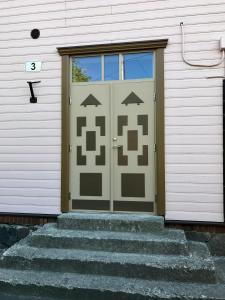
0,212,224,299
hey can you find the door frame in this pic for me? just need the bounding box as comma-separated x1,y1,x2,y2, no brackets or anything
58,39,168,215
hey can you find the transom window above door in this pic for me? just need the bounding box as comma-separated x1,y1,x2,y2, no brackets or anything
72,52,154,82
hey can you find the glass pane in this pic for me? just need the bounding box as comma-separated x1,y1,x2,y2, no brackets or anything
123,52,153,80
72,56,101,82
104,55,119,81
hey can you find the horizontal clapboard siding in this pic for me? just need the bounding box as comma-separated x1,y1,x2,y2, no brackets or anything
0,0,223,221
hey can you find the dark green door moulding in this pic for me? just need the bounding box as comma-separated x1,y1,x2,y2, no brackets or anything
58,39,167,215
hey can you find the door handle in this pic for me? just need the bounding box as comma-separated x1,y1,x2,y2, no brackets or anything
112,145,122,149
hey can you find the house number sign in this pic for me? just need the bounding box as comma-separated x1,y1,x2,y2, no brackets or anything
25,61,42,72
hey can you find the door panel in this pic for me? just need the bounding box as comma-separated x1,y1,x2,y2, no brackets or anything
70,80,155,212
112,81,155,212
70,83,111,210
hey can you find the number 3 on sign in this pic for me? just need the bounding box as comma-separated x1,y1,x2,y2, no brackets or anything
25,61,42,72
31,63,36,70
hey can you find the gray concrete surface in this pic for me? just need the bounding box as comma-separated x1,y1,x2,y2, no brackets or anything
1,240,216,283
31,222,188,255
58,212,164,232
0,213,224,299
0,267,224,300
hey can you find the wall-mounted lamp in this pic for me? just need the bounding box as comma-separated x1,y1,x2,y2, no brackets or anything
27,81,41,103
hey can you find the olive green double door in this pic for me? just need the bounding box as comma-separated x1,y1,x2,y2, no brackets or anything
70,80,156,212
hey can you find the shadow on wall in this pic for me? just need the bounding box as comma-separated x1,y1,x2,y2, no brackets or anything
0,224,38,255
185,231,225,256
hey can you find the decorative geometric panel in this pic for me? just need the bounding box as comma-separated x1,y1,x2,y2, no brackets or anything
118,116,128,136
114,201,154,212
72,199,110,210
96,146,105,165
138,115,148,135
77,117,86,137
121,173,145,197
138,145,148,166
81,94,101,107
96,116,105,136
80,173,102,196
127,130,138,151
121,92,144,106
77,146,86,165
86,131,96,151
118,146,128,166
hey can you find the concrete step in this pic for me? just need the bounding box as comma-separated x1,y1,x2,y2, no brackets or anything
0,268,224,300
30,223,189,255
1,241,216,284
0,293,56,300
57,212,164,233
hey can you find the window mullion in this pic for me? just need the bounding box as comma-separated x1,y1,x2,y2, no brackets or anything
119,53,123,80
102,55,104,81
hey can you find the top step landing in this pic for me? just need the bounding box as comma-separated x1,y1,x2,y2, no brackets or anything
58,212,164,233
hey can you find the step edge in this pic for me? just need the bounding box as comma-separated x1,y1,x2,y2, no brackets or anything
2,245,215,270
0,268,222,299
31,231,187,244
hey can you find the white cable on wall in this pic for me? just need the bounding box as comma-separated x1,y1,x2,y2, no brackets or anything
180,22,225,67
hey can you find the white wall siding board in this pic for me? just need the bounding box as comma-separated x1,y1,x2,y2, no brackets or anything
0,121,60,130
0,0,223,221
167,192,223,203
0,163,60,172
167,126,222,135
0,104,60,114
166,164,223,175
166,99,222,108
166,116,222,126
0,189,59,199
166,135,222,145
167,183,223,194
0,153,60,162
166,107,222,117
167,154,222,164
0,204,60,215
167,203,223,214
2,22,224,45
0,179,60,189
0,171,60,180
0,113,60,123
167,174,223,184
166,212,223,223
166,145,222,154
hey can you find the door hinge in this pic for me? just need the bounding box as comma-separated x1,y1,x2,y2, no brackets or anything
154,92,156,102
69,145,72,152
154,144,157,152
68,192,71,200
155,194,158,202
69,97,72,105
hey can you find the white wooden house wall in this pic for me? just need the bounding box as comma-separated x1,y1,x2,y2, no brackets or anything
0,0,224,222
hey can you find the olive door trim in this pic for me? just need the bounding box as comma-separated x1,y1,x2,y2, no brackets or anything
58,39,168,56
58,39,167,215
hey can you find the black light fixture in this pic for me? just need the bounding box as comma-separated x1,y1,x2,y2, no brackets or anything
31,29,40,39
27,81,41,103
